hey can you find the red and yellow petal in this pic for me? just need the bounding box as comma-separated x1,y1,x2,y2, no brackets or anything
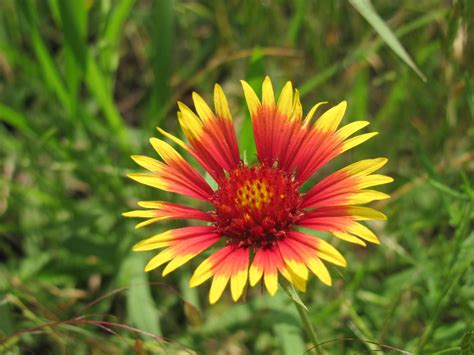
133,226,220,275
156,126,224,183
122,201,213,228
279,97,380,183
312,101,347,133
291,101,353,182
291,128,342,182
262,76,275,107
190,245,249,303
287,232,347,266
250,245,308,294
150,138,213,196
242,77,303,165
302,158,393,208
248,233,347,294
279,265,308,292
302,102,327,127
270,100,346,181
133,226,216,250
336,121,369,139
282,236,331,286
241,78,380,184
248,247,285,295
129,139,213,200
176,86,240,179
341,132,379,153
282,232,347,286
297,206,386,245
277,238,309,281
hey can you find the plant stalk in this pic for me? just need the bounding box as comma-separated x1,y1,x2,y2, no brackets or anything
282,282,324,355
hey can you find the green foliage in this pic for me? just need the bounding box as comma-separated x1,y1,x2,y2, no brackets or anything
0,0,472,353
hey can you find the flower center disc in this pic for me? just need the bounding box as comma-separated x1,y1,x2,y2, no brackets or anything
211,164,302,249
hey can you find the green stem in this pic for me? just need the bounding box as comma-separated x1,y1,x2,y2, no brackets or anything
282,283,324,355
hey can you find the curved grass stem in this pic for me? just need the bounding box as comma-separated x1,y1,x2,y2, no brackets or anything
282,282,324,355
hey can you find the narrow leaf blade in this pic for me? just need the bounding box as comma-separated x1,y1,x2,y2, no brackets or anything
349,0,427,81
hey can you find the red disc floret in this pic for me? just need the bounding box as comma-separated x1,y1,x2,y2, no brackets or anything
211,163,302,249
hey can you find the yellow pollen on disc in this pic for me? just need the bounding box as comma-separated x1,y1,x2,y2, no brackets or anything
236,179,273,210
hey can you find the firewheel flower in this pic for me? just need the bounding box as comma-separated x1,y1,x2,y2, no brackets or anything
123,77,392,304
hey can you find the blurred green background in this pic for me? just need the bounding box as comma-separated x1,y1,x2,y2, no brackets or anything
0,0,473,353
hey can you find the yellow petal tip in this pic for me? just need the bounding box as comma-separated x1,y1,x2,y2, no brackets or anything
268,288,277,296
132,243,143,251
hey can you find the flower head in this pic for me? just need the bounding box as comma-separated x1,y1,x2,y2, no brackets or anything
124,77,392,303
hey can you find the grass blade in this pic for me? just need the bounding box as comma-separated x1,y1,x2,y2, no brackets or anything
102,0,135,48
286,0,307,46
57,0,87,71
17,0,71,111
100,0,135,85
349,0,427,81
146,0,174,130
85,56,130,150
0,103,34,136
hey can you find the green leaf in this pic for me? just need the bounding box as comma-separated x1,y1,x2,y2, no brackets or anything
349,0,427,81
267,292,306,355
274,319,306,355
196,303,253,335
121,254,162,337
